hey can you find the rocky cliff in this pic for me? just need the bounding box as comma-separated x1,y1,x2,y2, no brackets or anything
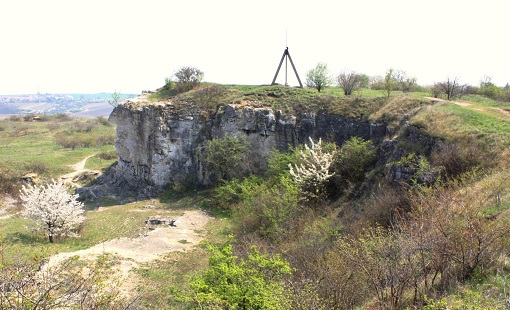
78,94,390,203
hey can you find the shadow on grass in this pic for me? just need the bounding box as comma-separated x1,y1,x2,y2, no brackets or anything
5,231,49,246
159,188,230,218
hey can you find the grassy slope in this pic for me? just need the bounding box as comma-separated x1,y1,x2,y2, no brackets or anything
3,86,510,308
0,116,116,179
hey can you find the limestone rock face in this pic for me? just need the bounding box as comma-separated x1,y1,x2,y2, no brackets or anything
78,101,388,202
111,104,204,188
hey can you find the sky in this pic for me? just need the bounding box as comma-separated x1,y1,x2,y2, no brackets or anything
1,0,509,95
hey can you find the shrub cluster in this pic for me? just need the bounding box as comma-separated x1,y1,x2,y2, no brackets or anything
205,130,510,309
55,132,114,150
283,179,510,309
0,163,19,195
197,136,252,185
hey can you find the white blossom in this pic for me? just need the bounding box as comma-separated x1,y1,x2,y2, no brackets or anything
289,137,336,199
20,179,85,242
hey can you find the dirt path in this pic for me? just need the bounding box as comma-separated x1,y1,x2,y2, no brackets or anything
426,97,510,119
45,155,212,296
0,196,17,220
47,209,211,296
425,96,472,106
60,155,98,187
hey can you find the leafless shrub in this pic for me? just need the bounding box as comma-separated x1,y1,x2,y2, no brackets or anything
0,249,139,309
431,139,488,178
7,127,29,137
434,77,465,100
55,133,79,150
98,150,117,160
0,163,19,195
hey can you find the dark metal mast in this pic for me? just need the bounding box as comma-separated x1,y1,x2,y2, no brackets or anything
271,47,303,88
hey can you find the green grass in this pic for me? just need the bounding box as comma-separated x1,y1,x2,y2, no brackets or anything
460,94,510,108
146,84,438,126
0,192,224,257
408,99,510,153
0,116,116,180
135,249,209,309
84,153,117,171
439,103,510,148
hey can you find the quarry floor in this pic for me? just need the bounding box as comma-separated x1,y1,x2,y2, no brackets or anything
48,156,212,297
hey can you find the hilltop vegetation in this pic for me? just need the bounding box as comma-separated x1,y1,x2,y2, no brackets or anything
2,81,510,309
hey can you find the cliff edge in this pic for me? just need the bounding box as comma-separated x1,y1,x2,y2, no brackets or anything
78,85,402,203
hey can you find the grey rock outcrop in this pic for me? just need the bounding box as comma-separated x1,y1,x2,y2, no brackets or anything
78,100,389,203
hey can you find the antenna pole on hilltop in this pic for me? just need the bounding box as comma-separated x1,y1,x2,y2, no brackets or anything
271,45,303,88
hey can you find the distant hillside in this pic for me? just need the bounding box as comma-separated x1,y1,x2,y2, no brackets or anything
0,92,136,116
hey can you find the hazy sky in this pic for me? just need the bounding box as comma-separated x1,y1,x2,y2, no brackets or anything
1,0,509,94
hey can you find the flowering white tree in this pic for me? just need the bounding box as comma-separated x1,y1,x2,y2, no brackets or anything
289,138,336,200
20,180,85,243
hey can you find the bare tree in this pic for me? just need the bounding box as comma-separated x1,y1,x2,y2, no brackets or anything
393,70,417,93
435,77,464,100
336,70,368,95
0,249,138,309
384,68,396,98
480,75,494,88
306,63,331,92
174,66,204,92
108,90,122,107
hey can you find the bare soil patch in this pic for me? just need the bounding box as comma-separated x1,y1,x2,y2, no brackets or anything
425,97,472,106
47,209,211,296
60,155,99,188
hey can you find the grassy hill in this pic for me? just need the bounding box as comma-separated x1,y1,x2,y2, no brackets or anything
2,85,510,309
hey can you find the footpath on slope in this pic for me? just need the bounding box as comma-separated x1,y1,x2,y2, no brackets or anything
59,154,99,188
426,96,510,117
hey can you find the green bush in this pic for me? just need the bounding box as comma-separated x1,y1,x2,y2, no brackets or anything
330,137,377,195
178,239,291,309
233,175,300,241
213,176,264,210
265,148,300,178
478,84,503,100
197,135,251,184
174,66,203,93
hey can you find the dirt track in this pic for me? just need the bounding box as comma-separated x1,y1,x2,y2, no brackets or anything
47,209,211,295
46,156,212,296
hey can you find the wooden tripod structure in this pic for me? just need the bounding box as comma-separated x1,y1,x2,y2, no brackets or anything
271,47,303,87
